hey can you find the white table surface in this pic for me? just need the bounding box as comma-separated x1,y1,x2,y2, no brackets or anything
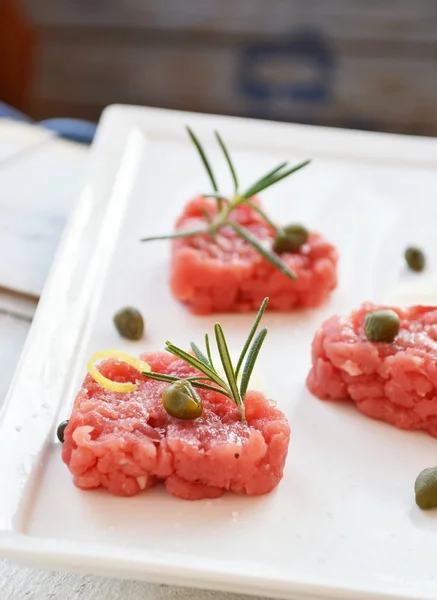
0,120,274,600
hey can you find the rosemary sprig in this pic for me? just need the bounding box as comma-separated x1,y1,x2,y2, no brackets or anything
214,322,244,422
144,371,225,395
215,130,238,192
205,333,215,369
231,223,297,280
246,201,283,236
140,127,311,280
235,297,268,377
186,126,219,192
190,341,212,367
140,227,209,242
240,328,267,399
165,343,227,389
142,297,270,423
240,160,310,200
239,162,288,200
199,206,217,241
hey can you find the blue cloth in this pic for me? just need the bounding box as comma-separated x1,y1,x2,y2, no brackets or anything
0,102,33,123
39,118,97,144
0,101,96,144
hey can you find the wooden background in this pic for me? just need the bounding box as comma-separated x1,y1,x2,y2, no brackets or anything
4,0,437,135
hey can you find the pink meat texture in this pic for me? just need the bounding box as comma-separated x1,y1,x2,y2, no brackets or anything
62,352,290,499
307,303,437,437
170,197,338,315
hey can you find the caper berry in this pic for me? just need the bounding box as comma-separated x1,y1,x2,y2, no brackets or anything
363,310,400,343
113,307,144,340
405,247,425,272
415,467,437,510
272,224,309,254
162,380,203,420
57,420,69,443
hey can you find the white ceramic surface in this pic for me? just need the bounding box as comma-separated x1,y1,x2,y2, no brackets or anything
0,118,273,600
2,106,437,600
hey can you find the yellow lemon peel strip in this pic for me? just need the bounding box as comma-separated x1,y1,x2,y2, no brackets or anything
87,350,151,393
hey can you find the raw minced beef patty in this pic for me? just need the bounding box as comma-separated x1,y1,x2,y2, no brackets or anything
62,352,290,499
307,303,437,437
170,197,338,315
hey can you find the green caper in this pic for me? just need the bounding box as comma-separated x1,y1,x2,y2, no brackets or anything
162,380,203,420
272,224,309,254
405,247,425,272
113,307,144,340
363,310,400,343
57,420,69,443
415,467,437,510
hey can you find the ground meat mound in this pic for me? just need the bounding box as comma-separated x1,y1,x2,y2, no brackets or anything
62,352,290,499
170,196,338,314
307,303,437,437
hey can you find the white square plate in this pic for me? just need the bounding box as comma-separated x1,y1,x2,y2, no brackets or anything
2,105,437,600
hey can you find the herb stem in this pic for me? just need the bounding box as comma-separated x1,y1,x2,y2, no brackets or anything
186,126,219,192
141,298,269,423
235,297,269,377
215,131,239,193
246,201,284,236
140,228,209,242
214,322,245,423
231,222,297,280
141,127,311,279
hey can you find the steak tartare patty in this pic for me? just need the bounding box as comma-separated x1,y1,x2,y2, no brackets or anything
62,352,290,499
170,197,338,315
307,302,437,437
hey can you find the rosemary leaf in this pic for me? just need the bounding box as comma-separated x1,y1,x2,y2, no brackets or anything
205,333,215,370
140,228,209,242
191,382,230,395
243,159,310,199
186,126,219,192
240,328,268,400
144,298,270,424
215,131,238,192
165,342,228,389
200,206,213,224
230,223,297,280
235,297,268,378
200,206,217,241
214,323,245,422
142,371,179,383
190,342,211,367
246,201,283,236
240,162,288,199
144,371,229,397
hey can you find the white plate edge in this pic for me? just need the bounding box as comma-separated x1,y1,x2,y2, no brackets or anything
0,105,437,600
104,104,437,168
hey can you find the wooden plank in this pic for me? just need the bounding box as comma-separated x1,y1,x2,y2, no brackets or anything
0,0,34,110
19,0,437,42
